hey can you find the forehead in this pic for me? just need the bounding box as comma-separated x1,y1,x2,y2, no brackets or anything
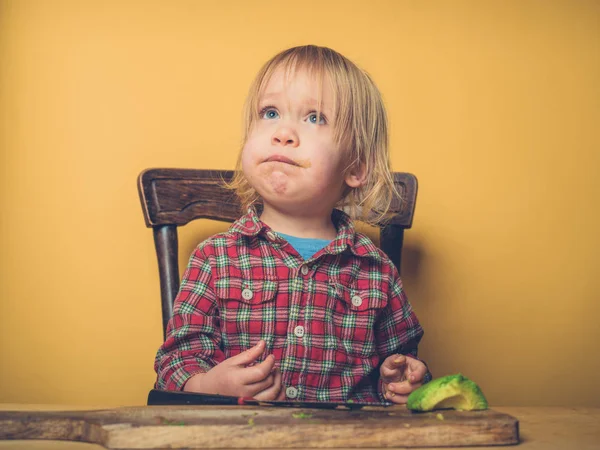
258,65,334,109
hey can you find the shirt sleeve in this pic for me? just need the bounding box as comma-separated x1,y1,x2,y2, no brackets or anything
153,244,225,391
374,262,431,402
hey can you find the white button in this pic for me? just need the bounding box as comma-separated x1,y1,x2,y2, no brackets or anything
294,326,305,337
241,289,253,300
266,231,276,241
300,265,309,275
286,386,298,399
351,295,363,307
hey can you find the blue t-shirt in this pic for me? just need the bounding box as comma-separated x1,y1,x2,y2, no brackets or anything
278,233,332,261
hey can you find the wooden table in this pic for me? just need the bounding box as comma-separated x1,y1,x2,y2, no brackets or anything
0,404,598,449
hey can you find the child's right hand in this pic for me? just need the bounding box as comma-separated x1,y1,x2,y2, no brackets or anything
183,340,284,400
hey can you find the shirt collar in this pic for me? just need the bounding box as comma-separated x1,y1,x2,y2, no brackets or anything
229,206,382,262
229,206,266,237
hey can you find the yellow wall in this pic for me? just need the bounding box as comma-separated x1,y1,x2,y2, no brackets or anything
1,0,598,407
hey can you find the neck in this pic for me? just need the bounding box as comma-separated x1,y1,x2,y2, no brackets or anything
259,203,337,240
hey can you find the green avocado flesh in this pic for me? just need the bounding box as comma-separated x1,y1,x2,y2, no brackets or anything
406,374,488,412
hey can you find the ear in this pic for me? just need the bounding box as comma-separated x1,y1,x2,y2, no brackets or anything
344,162,367,188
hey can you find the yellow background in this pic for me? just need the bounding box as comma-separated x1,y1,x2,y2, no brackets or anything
1,0,598,407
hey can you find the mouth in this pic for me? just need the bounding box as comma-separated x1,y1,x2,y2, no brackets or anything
263,155,300,166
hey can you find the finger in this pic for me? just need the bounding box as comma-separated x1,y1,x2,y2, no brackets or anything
253,368,283,401
276,386,286,401
382,354,406,370
242,354,276,385
387,380,423,396
229,340,266,366
244,373,276,398
384,390,410,404
380,355,407,382
406,357,428,383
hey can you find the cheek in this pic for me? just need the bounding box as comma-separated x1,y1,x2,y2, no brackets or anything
240,150,252,184
310,157,347,195
241,129,269,163
240,145,251,170
241,138,260,175
312,156,343,180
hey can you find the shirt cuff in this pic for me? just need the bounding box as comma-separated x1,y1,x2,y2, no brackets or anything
160,362,212,391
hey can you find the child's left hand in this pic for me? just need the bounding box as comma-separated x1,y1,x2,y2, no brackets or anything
380,354,428,404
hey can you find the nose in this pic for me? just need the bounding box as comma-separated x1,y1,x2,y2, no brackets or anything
271,125,299,148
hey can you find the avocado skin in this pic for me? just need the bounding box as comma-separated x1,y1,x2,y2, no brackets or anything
406,373,488,411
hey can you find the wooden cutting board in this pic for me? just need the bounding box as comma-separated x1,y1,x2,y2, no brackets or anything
0,406,519,449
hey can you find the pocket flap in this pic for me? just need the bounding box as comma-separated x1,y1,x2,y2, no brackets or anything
330,282,385,312
215,278,278,304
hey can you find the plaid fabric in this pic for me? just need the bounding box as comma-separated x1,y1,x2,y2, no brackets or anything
154,207,426,403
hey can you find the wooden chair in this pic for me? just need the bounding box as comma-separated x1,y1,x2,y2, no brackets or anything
137,168,418,339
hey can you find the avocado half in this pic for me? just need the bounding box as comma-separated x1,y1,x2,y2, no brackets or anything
406,374,488,412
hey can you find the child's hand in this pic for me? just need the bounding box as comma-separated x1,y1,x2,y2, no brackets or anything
380,354,428,404
253,366,286,401
183,340,282,400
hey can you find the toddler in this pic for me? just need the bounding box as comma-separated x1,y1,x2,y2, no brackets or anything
154,45,431,403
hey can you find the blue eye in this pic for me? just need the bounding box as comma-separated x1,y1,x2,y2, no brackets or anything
261,108,279,120
308,113,327,125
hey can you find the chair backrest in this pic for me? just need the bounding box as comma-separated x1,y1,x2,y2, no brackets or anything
138,168,418,339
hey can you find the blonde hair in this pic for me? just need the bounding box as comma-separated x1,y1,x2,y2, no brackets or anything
226,45,399,227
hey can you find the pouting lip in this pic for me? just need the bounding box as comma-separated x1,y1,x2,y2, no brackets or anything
263,155,299,166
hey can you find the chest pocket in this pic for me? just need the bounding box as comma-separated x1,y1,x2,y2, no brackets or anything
214,277,279,342
328,282,386,357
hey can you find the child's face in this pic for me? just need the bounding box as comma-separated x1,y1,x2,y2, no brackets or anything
242,67,359,216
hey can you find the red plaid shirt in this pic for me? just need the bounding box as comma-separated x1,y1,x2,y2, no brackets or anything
154,207,426,403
